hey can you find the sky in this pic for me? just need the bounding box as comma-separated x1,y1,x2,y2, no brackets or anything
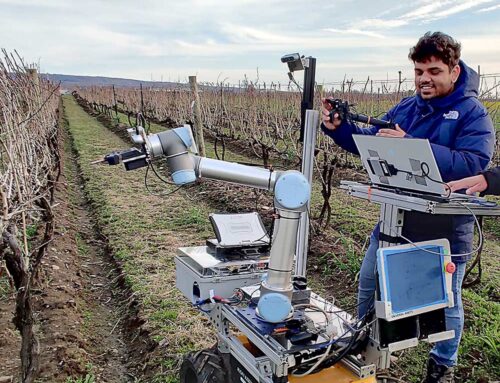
1,0,499,85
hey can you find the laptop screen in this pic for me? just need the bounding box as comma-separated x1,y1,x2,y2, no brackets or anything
352,135,446,196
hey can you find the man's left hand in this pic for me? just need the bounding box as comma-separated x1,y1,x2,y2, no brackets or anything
376,124,406,138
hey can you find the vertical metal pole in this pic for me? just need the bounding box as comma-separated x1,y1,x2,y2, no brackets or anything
378,204,404,248
189,75,206,157
294,56,317,276
299,57,316,143
295,110,319,276
371,203,404,370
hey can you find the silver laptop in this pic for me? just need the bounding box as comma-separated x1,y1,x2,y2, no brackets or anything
352,135,454,197
209,212,270,247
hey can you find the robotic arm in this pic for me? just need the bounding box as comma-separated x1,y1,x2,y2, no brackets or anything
104,125,311,323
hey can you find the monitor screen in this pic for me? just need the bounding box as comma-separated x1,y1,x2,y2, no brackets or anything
382,246,447,313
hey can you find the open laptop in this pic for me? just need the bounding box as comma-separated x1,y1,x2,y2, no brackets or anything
208,212,270,248
352,135,477,201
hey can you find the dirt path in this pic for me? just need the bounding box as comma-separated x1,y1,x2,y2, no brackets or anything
34,123,135,382
0,108,135,382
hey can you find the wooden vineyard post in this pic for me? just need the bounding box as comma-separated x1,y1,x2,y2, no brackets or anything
189,76,206,157
27,67,39,88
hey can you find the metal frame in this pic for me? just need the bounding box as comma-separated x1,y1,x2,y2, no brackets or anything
206,299,376,382
341,180,500,370
340,181,500,216
295,109,319,277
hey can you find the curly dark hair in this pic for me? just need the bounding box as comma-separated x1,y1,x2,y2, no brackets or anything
409,32,461,70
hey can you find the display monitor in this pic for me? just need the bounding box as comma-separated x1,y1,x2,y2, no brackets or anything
375,239,454,321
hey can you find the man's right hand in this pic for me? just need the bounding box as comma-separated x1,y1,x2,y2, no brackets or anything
321,98,342,130
447,174,488,195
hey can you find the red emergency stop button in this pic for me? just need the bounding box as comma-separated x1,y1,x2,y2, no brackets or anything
445,262,456,274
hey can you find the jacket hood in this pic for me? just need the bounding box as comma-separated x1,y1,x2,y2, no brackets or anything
416,60,479,111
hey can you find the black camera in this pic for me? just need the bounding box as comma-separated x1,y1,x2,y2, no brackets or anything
325,99,350,122
281,53,305,72
281,53,301,63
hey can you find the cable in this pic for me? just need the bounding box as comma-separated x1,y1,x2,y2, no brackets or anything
248,231,271,245
149,161,177,185
293,338,333,377
291,297,376,376
288,72,303,91
308,285,375,319
327,296,374,315
144,164,183,196
194,293,243,314
292,311,375,376
248,286,261,306
368,160,452,198
313,316,373,373
420,162,451,197
229,161,286,171
291,328,349,377
293,304,330,325
378,200,483,258
267,166,273,191
367,160,485,257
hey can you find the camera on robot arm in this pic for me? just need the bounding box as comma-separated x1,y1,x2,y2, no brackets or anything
102,123,153,171
325,98,396,129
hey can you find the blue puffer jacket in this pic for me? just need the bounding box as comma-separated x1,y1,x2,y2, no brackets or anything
322,61,495,261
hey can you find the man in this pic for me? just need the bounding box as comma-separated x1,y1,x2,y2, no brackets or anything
448,167,500,195
321,32,495,382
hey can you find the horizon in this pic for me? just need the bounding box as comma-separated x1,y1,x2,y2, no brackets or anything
2,0,499,84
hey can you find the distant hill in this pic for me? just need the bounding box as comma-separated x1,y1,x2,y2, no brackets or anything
43,73,182,90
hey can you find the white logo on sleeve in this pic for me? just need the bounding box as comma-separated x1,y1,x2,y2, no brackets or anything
443,110,459,120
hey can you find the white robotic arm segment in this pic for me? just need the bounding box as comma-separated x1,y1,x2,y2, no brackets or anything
195,157,279,191
257,173,310,323
274,171,310,210
146,125,280,190
111,125,312,323
146,126,198,185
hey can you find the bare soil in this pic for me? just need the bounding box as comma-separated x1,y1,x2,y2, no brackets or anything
0,118,139,382
0,281,20,380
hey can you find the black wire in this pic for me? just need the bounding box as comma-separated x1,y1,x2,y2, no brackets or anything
249,287,261,306
378,161,451,198
277,215,301,220
231,161,288,171
288,72,303,91
421,162,451,197
319,329,359,369
321,295,374,315
291,324,358,375
144,164,183,196
395,168,414,177
244,231,271,245
291,296,375,374
149,161,176,185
